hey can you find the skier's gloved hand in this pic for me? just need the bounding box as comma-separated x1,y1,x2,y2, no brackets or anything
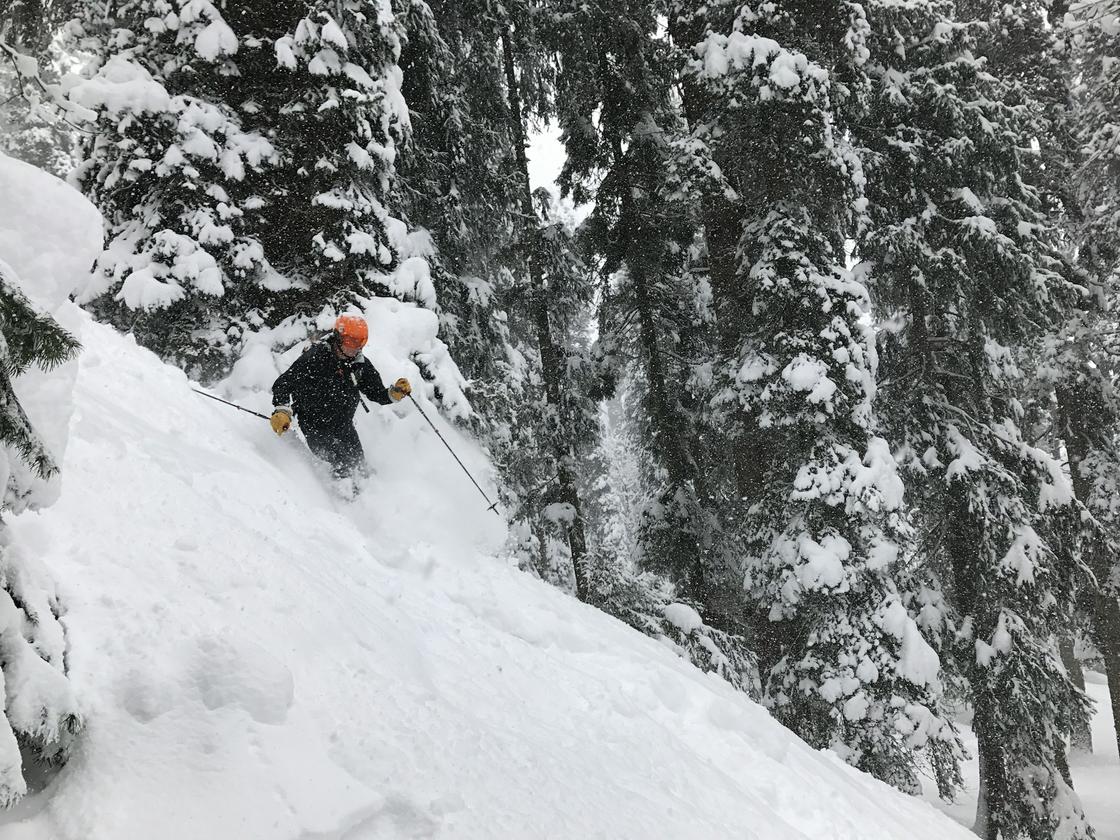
270,408,292,435
389,377,412,401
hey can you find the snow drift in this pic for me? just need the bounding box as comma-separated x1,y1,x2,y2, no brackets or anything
0,152,100,510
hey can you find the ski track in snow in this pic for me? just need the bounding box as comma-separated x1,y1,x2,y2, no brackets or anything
0,317,1032,839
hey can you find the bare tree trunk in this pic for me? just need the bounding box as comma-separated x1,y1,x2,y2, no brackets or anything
500,27,590,601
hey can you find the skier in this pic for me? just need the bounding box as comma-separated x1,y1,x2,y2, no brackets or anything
269,314,411,482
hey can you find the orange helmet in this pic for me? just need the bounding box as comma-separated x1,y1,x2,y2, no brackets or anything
334,314,368,353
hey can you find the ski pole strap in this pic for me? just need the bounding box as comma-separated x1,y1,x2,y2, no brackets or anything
191,389,271,420
408,394,501,516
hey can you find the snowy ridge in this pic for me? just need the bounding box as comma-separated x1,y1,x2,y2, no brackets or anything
0,316,979,839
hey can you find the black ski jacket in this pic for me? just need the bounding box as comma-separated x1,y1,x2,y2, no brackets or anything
272,341,393,431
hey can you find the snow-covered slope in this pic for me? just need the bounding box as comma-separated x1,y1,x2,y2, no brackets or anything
0,316,982,840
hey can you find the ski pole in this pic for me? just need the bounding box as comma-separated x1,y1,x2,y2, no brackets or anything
408,394,500,516
192,389,271,421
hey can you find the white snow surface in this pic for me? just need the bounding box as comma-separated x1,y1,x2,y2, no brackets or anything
663,602,704,634
0,154,101,311
64,55,171,117
0,317,988,839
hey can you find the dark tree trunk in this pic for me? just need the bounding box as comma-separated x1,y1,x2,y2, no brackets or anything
973,700,1005,840
500,27,591,601
944,472,1011,838
1058,376,1120,758
631,245,717,596
1093,592,1120,758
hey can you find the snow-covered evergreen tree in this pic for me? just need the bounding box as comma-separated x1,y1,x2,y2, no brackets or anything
67,0,276,376
583,399,643,571
0,59,73,176
68,0,413,379
0,279,78,488
1049,302,1120,759
580,379,760,694
854,0,1093,833
393,0,537,524
1062,0,1120,760
395,0,522,375
1074,0,1120,277
677,1,960,789
0,0,78,174
483,8,599,601
966,0,1116,761
543,0,720,620
507,199,600,596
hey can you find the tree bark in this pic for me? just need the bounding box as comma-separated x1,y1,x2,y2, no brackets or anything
1092,591,1120,758
973,702,1005,840
500,27,591,601
1057,377,1120,758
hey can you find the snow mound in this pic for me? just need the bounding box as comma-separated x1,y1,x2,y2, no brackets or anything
0,153,100,509
0,154,102,311
1,317,977,839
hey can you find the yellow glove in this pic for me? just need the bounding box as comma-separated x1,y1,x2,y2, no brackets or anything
389,377,412,401
270,408,292,435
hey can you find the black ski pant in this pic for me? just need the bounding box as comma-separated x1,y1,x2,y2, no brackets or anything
300,419,366,479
